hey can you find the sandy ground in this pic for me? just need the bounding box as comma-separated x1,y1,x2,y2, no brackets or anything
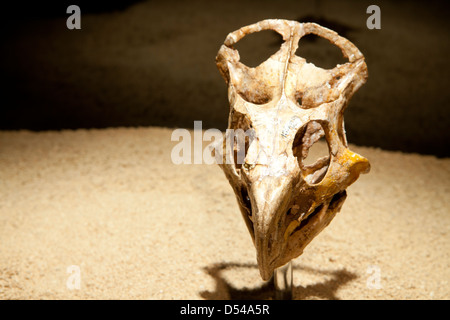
0,127,449,300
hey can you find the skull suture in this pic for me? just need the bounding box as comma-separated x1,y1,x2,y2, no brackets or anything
215,19,370,281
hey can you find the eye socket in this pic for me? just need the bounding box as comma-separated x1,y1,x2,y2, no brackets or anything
292,121,330,184
295,33,348,70
303,135,329,166
233,29,284,68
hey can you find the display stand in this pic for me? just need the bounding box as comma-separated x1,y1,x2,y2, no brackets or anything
273,261,293,300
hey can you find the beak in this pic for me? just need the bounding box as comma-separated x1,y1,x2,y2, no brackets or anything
250,175,292,280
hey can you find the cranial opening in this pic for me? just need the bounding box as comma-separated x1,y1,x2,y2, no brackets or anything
233,29,284,68
230,30,284,105
295,33,348,70
292,121,330,184
303,136,329,166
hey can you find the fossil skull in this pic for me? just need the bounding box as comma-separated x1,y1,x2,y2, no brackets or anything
215,19,370,280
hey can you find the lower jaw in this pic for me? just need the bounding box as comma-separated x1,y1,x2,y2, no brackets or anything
258,190,348,279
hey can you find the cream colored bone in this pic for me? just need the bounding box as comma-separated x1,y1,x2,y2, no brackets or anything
216,19,370,281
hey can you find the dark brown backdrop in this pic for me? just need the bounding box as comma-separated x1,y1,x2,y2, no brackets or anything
0,0,449,156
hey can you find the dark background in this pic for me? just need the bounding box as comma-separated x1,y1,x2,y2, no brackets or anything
0,0,449,156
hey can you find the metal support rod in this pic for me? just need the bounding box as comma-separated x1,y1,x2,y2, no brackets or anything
273,260,293,300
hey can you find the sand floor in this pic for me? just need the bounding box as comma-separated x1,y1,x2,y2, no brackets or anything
0,127,449,299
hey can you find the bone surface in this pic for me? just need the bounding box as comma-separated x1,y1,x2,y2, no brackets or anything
216,19,370,280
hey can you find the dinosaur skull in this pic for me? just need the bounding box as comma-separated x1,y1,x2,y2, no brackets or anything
215,19,370,280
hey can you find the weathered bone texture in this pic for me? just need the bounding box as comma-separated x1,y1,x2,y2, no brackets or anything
216,19,370,280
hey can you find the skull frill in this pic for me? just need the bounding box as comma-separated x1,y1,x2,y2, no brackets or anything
215,19,370,281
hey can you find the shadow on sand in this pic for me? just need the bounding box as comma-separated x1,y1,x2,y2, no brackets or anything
200,262,357,300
